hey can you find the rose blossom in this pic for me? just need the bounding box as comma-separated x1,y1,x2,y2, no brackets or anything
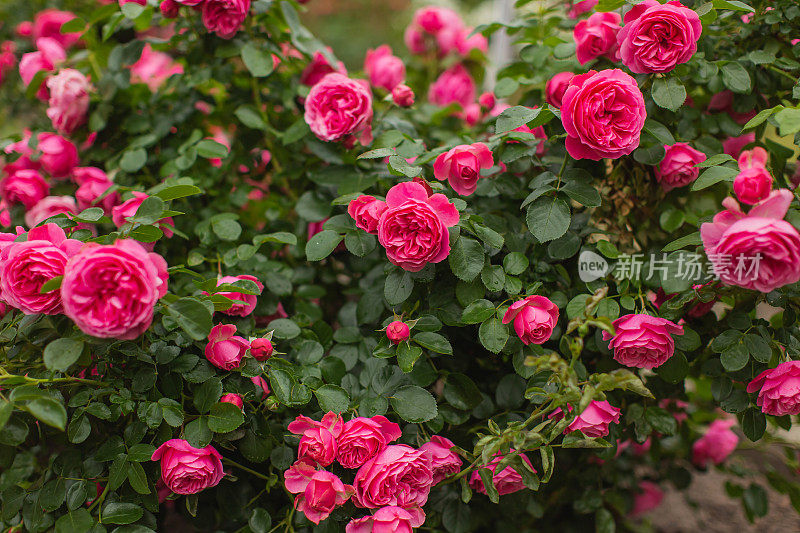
129,44,183,91
723,132,755,160
631,481,664,516
32,10,81,50
290,470,353,524
502,295,559,345
545,72,573,108
348,195,387,234
419,436,462,484
62,240,168,339
428,64,475,108
251,376,270,398
568,0,598,18
456,27,488,56
250,337,274,360
655,143,706,191
565,400,621,437
617,0,702,74
300,49,347,87
160,0,180,18
220,393,244,410
74,167,120,214
336,415,402,468
46,69,91,134
212,274,263,316
151,439,224,495
707,90,757,125
202,0,250,39
0,169,49,208
561,69,646,160
19,38,66,99
24,196,77,228
734,147,772,205
692,419,738,466
112,192,175,237
701,189,800,292
433,142,494,196
385,320,410,344
205,323,249,370
574,12,621,65
376,181,459,272
392,84,415,107
37,133,78,178
346,506,416,533
364,45,405,91
289,412,344,467
746,360,800,416
468,451,534,496
602,314,684,369
405,6,464,56
304,73,373,144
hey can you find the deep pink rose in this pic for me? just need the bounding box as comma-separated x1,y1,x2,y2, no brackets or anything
364,45,405,91
37,133,78,178
502,295,559,345
568,0,598,18
160,0,180,18
293,470,353,524
74,167,120,214
19,38,66,99
336,415,402,469
348,195,387,234
734,147,772,205
0,224,81,314
722,132,755,160
289,412,344,467
220,393,244,410
391,84,415,107
62,240,168,339
561,69,646,160
692,419,738,466
701,190,800,292
46,69,91,134
428,64,475,108
213,274,263,316
602,314,684,369
655,142,706,191
205,323,249,370
129,44,183,91
707,90,756,125
630,481,664,516
151,439,224,495
618,0,702,74
419,436,462,484
112,192,175,237
574,12,621,65
545,72,573,108
746,360,800,416
24,195,77,228
433,142,493,196
386,320,410,344
304,73,373,145
405,6,464,56
201,0,250,39
565,400,621,437
376,182,459,272
0,169,49,208
250,337,274,360
32,10,81,50
300,49,347,87
346,506,417,533
468,451,534,496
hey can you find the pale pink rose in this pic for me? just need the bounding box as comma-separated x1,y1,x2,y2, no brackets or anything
376,181,459,272
211,274,263,317
24,195,77,228
734,147,772,205
291,470,353,524
250,337,273,360
631,481,663,516
546,72,573,108
205,323,249,370
468,451,534,496
336,415,402,469
304,73,373,145
433,142,493,196
568,0,598,18
288,412,344,467
32,10,81,50
574,12,621,64
419,436,462,484
46,69,91,134
346,506,416,533
151,439,224,495
0,223,81,314
722,132,755,160
348,195,387,234
19,38,66,99
129,44,183,91
561,69,646,160
300,49,347,87
385,320,410,344
701,189,800,292
428,64,475,108
74,167,120,214
692,419,738,466
220,393,244,410
391,84,415,107
502,295,559,345
0,169,49,208
364,45,405,91
618,0,702,74
655,143,706,191
456,27,488,56
747,360,800,416
62,240,168,339
602,314,684,369
111,192,175,237
202,0,250,39
37,133,78,179
565,400,621,437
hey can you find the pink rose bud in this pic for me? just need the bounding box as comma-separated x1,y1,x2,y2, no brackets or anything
456,27,488,56
478,92,495,109
160,0,180,18
655,143,706,191
574,12,621,65
348,195,387,234
364,45,405,91
564,400,621,438
285,462,354,525
468,451,534,496
419,435,462,484
433,142,494,196
220,393,244,410
336,415,402,468
74,167,120,215
205,323,249,370
602,314,684,369
32,9,81,49
151,439,224,494
201,0,251,39
747,360,800,416
16,21,33,38
391,84,415,107
733,147,772,205
411,176,433,196
428,64,475,108
692,419,738,466
250,337,274,361
300,49,347,87
385,321,410,344
288,412,343,467
502,295,559,345
545,72,573,108
304,73,373,144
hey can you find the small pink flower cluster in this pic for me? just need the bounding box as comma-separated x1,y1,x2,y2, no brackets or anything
159,0,251,39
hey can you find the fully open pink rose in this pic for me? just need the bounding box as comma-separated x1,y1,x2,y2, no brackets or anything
433,142,493,196
376,181,459,272
348,195,387,234
602,314,684,369
205,323,249,370
428,64,475,108
46,69,90,134
631,481,664,516
502,295,559,345
701,190,800,292
300,49,347,87
0,169,49,208
74,167,120,214
747,360,800,416
386,320,410,344
692,419,738,466
468,451,534,496
655,143,706,191
561,69,646,160
289,412,344,467
734,147,772,205
212,274,263,316
202,0,250,39
353,444,433,514
62,239,168,339
546,72,573,108
24,196,77,228
304,73,373,144
336,415,402,469
112,192,175,237
565,400,621,437
129,44,183,91
151,439,224,495
364,45,405,91
346,506,416,533
420,435,462,484
37,133,78,178
574,12,621,64
618,0,702,74
32,9,81,50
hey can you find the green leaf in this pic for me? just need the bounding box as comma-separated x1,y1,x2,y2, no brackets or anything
314,384,350,413
741,107,780,132
644,119,676,145
696,153,734,168
721,343,749,371
235,105,267,130
385,270,414,306
269,368,312,407
55,509,94,533
721,62,752,94
449,237,485,282
249,508,273,533
241,43,274,77
712,0,754,12
390,385,438,423
560,179,601,208
656,353,689,384
443,373,482,410
167,298,213,340
344,231,376,257
652,77,687,111
387,155,422,178
120,149,147,173
662,231,701,252
43,338,84,372
741,408,766,441
0,400,12,431
526,197,570,243
26,398,67,430
207,402,245,433
102,502,143,525
496,105,537,133
127,461,150,495
478,317,508,354
193,378,223,414
212,218,242,241
153,184,202,201
306,230,343,261
397,342,423,372
39,275,63,293
503,252,529,275
462,299,496,324
268,318,301,339
775,108,800,137
196,139,229,159
743,334,771,363
413,332,453,354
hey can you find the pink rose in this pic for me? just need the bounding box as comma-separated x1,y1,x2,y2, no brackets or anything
346,506,416,533
300,49,347,87
151,439,224,495
545,72,573,108
304,73,373,145
213,274,263,316
364,45,405,91
160,0,180,18
112,192,175,237
220,393,244,410
478,92,496,109
37,133,78,178
692,419,738,466
205,323,249,370
251,375,270,398
630,481,664,516
24,195,77,228
288,412,344,467
348,195,387,234
419,436,462,484
62,240,168,339
405,6,464,56
707,90,756,125
129,44,183,91
456,27,488,56
617,0,702,74
32,10,81,50
602,314,684,369
391,84,415,107
502,295,559,345
19,38,66,99
746,360,800,416
565,400,621,437
202,0,250,39
701,190,800,292
655,143,706,191
0,224,81,314
561,69,646,160
386,320,410,344
722,132,755,160
433,142,494,196
46,69,91,135
568,0,598,18
468,451,534,496
74,167,120,214
428,64,475,108
734,147,772,205
0,169,49,208
336,415,402,469
250,337,274,361
376,182,459,272
290,469,353,524
574,12,621,65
